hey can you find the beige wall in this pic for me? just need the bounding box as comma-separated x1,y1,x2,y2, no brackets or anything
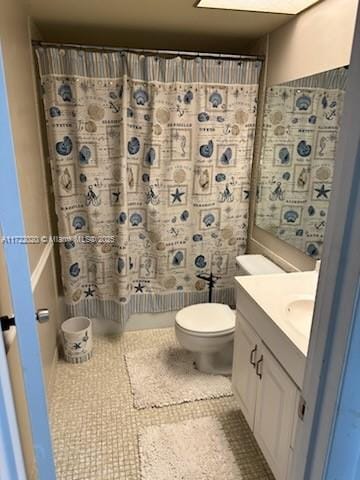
0,0,62,478
248,0,358,271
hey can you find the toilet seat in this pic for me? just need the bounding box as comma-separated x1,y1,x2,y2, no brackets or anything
175,303,235,336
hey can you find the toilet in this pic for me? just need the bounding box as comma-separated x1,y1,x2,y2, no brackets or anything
175,254,284,375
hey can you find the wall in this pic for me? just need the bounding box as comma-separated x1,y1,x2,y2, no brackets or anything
0,0,62,478
248,0,359,271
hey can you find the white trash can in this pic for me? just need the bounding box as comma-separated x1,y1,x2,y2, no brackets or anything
61,316,93,364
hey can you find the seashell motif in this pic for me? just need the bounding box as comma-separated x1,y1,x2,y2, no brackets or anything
307,243,319,257
316,166,331,181
217,116,225,123
156,107,170,124
101,244,112,253
292,118,298,124
49,106,61,117
278,147,290,164
308,206,315,216
199,140,214,158
109,91,117,100
320,210,326,217
209,91,222,108
274,125,285,136
180,210,189,221
118,212,127,224
231,125,240,135
60,168,72,192
79,173,87,183
279,171,290,182
296,229,304,237
88,104,105,121
330,101,337,108
144,114,151,121
203,213,215,227
173,169,186,183
199,169,209,190
283,210,299,223
192,234,203,242
117,257,125,273
85,121,97,133
153,124,162,135
228,237,237,246
130,213,142,226
172,251,184,266
198,112,210,122
220,147,232,165
162,276,176,288
127,167,134,188
297,140,312,157
56,136,72,156
308,115,317,124
64,240,75,250
195,279,206,291
128,137,140,155
270,111,283,125
215,173,226,183
235,110,248,124
156,242,166,251
72,289,82,302
58,84,72,102
79,145,91,165
127,108,134,118
72,216,86,231
69,263,80,277
296,94,312,111
144,147,156,166
133,88,149,105
142,173,150,183
195,255,207,268
322,96,328,109
184,90,193,104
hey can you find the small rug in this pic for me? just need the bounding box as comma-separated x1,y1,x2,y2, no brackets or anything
125,346,232,409
139,416,241,480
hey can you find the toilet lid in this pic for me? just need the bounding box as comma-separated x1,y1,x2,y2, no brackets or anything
176,303,235,334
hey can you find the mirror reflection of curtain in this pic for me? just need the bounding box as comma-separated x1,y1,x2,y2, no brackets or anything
35,47,261,326
256,68,347,259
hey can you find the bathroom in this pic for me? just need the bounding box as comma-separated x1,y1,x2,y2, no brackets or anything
1,0,360,479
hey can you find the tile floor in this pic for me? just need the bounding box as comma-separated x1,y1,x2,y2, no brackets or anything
50,328,274,479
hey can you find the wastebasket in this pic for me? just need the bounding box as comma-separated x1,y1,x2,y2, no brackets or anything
61,316,93,363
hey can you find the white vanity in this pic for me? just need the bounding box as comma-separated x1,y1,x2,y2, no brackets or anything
233,270,318,480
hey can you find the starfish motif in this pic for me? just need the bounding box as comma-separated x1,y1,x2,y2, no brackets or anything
171,188,185,203
315,184,331,199
84,287,95,297
112,190,121,202
73,342,82,350
134,282,145,293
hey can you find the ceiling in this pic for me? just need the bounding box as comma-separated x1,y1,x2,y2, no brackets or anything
28,0,293,53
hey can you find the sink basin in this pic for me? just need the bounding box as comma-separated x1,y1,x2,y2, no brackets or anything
286,295,315,338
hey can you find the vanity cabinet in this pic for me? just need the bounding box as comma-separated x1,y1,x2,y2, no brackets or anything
232,312,298,480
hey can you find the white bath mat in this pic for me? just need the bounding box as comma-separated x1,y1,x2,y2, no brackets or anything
139,416,241,480
125,346,232,409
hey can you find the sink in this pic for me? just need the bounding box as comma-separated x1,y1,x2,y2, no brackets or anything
235,270,318,387
285,295,315,338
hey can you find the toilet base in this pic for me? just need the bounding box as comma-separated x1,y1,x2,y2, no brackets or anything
193,342,233,376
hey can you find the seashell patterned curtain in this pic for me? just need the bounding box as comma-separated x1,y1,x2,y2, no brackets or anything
35,47,261,327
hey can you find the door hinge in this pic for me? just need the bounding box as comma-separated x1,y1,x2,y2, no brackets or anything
298,395,307,421
0,315,15,331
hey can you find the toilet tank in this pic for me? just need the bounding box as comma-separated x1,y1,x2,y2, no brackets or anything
236,254,284,276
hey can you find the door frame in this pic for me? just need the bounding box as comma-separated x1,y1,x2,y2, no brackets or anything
291,5,360,479
0,45,56,479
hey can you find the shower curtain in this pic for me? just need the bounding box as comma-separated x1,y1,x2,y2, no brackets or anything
35,47,261,326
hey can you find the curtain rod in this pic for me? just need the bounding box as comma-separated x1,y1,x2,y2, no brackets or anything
32,40,264,62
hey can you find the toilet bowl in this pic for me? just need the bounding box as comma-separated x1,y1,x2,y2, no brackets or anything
175,255,284,375
175,303,235,375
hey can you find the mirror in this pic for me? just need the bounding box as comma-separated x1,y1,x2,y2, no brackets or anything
255,66,348,259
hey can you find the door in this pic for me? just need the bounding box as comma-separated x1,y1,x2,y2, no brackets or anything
253,344,297,480
232,311,260,427
0,46,56,479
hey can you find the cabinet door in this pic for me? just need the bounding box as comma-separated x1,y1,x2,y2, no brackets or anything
253,345,298,480
232,312,260,428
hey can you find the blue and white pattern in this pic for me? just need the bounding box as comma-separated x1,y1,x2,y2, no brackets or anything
256,67,347,258
36,47,260,326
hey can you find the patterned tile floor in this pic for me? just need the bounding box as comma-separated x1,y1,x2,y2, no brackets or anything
50,328,274,480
